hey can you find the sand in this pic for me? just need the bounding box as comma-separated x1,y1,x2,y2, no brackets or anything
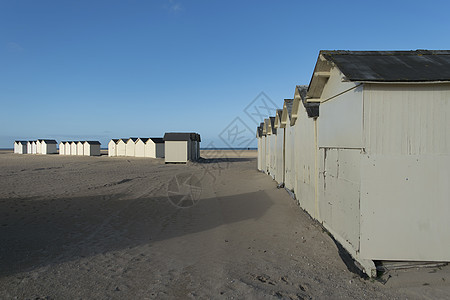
0,149,449,299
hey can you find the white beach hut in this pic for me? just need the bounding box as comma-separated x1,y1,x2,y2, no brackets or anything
281,99,295,192
27,141,33,154
108,139,119,157
267,117,277,179
70,141,78,156
14,141,27,154
135,138,146,157
297,49,450,276
164,132,200,163
36,140,42,154
83,141,101,156
64,141,71,156
126,138,138,157
144,138,165,158
59,142,66,155
116,139,127,156
263,119,271,174
41,140,57,154
77,141,85,156
273,109,285,184
31,141,37,154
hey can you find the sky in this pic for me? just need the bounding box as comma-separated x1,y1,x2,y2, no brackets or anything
1,0,450,148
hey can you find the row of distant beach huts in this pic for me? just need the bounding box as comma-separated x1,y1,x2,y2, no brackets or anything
14,139,58,155
14,140,101,156
108,133,201,163
14,133,201,163
256,50,450,277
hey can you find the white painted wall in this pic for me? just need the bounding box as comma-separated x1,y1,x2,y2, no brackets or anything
117,140,126,156
360,83,450,261
59,143,65,155
126,140,136,157
108,140,117,157
77,142,84,156
318,85,364,149
275,128,284,183
70,142,78,156
65,142,71,156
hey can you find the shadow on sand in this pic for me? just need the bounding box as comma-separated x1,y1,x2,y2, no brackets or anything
0,190,272,277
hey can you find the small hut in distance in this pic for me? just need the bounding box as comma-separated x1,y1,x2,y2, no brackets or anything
164,132,201,163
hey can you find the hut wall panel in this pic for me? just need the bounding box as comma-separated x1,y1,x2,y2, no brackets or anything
108,141,117,157
360,83,450,261
275,128,284,183
318,85,363,149
294,111,317,217
165,141,188,163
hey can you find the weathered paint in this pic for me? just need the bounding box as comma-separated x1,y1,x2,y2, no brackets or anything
318,85,364,149
360,83,450,261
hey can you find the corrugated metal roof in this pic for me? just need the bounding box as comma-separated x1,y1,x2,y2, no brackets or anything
84,141,101,145
321,50,450,82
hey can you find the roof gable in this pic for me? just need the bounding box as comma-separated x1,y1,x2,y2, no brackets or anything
307,49,450,100
281,99,294,127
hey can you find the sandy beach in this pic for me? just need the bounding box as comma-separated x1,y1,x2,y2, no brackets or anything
0,150,449,299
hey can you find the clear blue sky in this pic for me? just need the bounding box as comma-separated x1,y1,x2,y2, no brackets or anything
1,0,450,148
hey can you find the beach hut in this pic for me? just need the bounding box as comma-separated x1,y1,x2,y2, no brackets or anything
126,138,138,157
163,132,201,163
83,141,101,156
303,49,450,276
116,139,127,156
59,142,66,155
144,138,165,158
263,119,271,174
292,85,319,218
64,141,71,156
274,109,285,184
108,139,118,157
256,124,263,171
70,141,78,156
281,99,295,192
267,117,277,179
31,141,37,154
36,140,42,154
27,141,33,154
14,141,27,154
77,141,85,156
135,138,147,157
261,122,267,173
41,140,57,154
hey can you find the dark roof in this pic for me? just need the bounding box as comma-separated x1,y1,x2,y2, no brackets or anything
149,137,164,143
269,117,277,134
128,137,139,143
164,132,200,142
41,139,57,144
111,139,119,143
84,141,101,145
297,85,319,118
77,141,86,143
284,99,294,119
321,50,450,82
15,140,27,144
